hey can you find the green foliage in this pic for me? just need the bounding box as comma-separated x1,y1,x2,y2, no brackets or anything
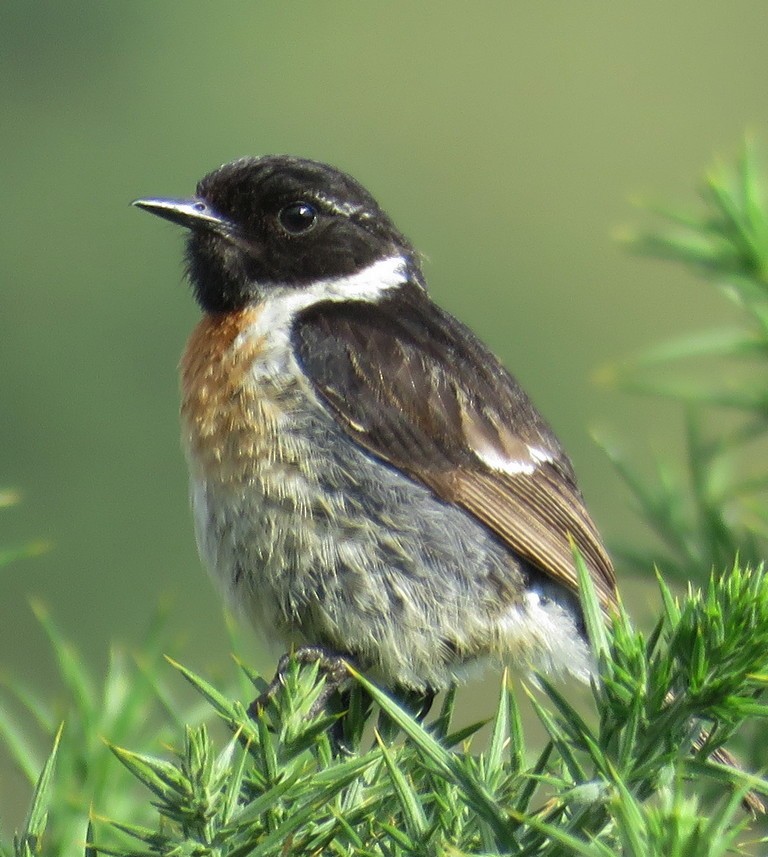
0,490,49,569
2,567,766,857
605,139,768,582
7,725,62,857
3,140,768,855
0,604,222,856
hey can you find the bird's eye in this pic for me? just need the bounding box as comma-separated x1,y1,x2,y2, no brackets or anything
278,201,318,234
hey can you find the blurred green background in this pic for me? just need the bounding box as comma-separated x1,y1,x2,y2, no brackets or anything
2,1,767,828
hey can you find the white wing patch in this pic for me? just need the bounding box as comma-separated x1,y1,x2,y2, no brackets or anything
470,436,554,476
472,443,537,475
528,445,553,465
458,394,554,476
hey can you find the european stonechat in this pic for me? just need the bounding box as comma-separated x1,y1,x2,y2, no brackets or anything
134,155,616,696
133,156,768,814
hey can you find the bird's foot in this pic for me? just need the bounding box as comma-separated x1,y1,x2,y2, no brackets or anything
248,645,353,720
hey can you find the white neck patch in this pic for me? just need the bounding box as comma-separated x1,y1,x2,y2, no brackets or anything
301,253,409,304
235,254,410,359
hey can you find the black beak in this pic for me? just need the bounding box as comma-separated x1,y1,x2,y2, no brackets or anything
132,197,234,233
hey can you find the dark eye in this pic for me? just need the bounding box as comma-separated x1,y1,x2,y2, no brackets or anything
278,201,318,234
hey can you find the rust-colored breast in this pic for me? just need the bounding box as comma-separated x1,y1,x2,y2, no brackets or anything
180,308,271,485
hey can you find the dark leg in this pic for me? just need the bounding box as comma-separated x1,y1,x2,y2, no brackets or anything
248,645,353,719
414,687,437,721
328,684,374,753
374,685,438,743
393,685,437,721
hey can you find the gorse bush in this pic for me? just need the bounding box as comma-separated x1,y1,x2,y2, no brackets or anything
2,140,768,856
606,138,768,583
4,565,767,856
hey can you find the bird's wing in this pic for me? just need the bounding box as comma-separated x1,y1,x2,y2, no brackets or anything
292,286,617,610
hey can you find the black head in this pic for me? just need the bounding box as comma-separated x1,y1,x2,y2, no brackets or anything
134,155,419,313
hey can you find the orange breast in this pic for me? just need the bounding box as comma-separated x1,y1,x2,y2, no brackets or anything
180,307,273,485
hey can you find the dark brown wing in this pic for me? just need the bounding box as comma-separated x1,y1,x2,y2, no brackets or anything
292,284,617,610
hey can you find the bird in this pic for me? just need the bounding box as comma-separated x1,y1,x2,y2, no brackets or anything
134,155,767,814
133,154,617,705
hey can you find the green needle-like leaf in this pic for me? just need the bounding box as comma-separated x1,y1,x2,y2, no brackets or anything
14,724,62,857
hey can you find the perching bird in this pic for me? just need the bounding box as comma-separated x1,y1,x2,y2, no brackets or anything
134,155,765,813
134,155,616,704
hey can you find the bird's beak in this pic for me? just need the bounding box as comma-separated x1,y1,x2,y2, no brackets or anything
132,197,234,234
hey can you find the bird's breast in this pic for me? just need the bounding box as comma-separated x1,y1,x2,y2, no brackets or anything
179,306,299,487
178,305,331,630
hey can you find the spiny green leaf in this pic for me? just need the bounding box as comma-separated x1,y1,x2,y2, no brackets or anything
83,820,96,857
222,733,250,825
108,743,187,804
442,718,490,749
353,670,516,849
375,731,429,838
574,545,608,662
243,770,377,857
0,694,46,784
485,671,510,777
15,724,63,857
30,602,97,734
165,656,246,728
225,770,301,828
524,685,587,784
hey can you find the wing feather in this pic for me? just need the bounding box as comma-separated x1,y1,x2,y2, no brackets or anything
293,285,617,610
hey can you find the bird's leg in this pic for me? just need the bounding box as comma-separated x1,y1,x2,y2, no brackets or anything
390,685,437,721
248,645,353,719
374,684,438,744
414,687,437,721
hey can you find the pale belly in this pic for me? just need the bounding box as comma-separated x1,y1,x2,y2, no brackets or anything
179,310,591,690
